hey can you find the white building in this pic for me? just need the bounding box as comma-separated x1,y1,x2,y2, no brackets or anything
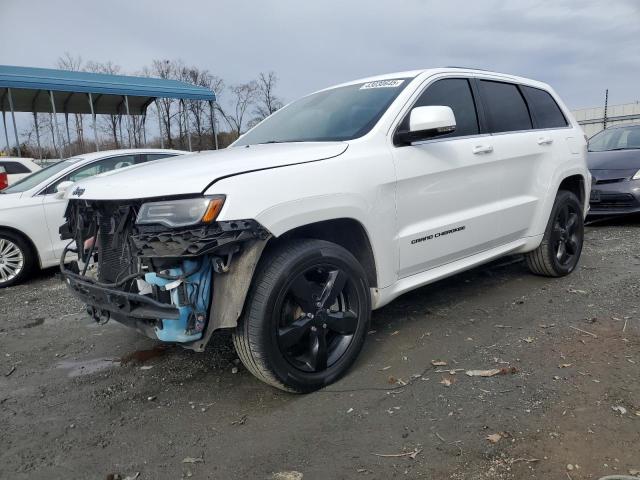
572,102,640,138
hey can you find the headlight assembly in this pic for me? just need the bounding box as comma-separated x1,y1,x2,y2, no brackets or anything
633,169,640,180
136,196,225,227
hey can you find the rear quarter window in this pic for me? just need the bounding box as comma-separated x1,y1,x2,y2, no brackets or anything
140,154,177,163
0,161,31,174
478,80,532,133
521,86,568,129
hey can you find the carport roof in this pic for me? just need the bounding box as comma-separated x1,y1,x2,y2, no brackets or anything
0,65,216,115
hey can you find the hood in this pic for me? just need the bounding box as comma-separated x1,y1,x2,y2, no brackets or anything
68,142,348,200
587,149,640,171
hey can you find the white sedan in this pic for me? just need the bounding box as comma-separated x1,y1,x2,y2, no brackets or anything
0,157,41,186
0,149,186,287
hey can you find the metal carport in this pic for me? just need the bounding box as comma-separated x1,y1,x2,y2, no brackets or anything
0,65,217,158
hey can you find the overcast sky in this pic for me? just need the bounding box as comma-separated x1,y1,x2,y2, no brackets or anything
2,0,639,111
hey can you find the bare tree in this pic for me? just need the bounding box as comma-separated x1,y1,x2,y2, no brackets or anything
219,82,258,136
85,61,123,148
183,68,210,148
254,71,284,122
56,52,86,152
207,75,225,148
45,54,282,150
149,59,180,147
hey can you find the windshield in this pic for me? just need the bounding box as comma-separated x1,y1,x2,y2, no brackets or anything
2,159,78,193
588,125,640,152
234,79,411,146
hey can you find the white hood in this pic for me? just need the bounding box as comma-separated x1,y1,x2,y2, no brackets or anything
69,142,348,200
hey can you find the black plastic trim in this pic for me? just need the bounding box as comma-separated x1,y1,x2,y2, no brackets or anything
63,273,180,320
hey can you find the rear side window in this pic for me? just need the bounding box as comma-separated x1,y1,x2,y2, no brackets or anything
479,80,532,133
0,161,31,174
141,153,177,163
43,155,138,194
521,86,568,129
402,78,479,138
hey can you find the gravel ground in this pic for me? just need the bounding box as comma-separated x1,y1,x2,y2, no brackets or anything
1,218,639,480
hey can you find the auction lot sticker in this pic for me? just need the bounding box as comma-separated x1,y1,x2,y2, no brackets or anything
360,79,404,89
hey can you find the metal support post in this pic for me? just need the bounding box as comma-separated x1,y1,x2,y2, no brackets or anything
7,88,20,157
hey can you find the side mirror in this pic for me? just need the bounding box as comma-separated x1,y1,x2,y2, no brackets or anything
54,181,75,199
395,106,456,145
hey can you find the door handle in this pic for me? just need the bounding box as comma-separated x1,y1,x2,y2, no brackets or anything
472,145,493,154
537,136,554,145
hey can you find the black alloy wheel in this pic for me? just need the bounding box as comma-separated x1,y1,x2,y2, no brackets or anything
277,265,359,373
552,202,581,267
526,190,584,277
233,239,371,393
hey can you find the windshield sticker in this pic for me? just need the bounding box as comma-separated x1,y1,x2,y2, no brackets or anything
360,79,404,90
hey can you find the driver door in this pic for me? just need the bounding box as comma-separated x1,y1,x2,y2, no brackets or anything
392,77,507,278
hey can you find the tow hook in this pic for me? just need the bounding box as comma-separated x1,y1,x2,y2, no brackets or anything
87,305,110,325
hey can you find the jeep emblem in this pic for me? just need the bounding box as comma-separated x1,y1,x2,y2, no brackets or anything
71,187,85,197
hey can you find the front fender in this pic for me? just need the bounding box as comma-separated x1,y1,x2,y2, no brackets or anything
254,193,372,237
205,153,398,288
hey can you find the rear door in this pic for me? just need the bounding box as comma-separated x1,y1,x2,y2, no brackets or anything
392,77,510,278
474,78,554,240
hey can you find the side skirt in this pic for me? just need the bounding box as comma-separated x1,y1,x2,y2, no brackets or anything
372,237,534,310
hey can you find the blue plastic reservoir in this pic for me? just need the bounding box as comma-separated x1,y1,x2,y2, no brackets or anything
144,259,211,343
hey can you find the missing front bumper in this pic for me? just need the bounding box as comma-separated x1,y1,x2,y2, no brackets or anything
64,271,180,321
60,199,272,350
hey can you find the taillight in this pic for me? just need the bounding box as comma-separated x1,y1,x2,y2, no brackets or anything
0,169,7,190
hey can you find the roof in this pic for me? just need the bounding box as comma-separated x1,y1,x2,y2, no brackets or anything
0,65,215,115
323,68,548,93
68,148,189,162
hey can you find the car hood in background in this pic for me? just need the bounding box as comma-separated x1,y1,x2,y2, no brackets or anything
69,142,348,200
587,149,640,170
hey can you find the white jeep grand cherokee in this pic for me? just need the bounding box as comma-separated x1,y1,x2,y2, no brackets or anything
60,68,589,392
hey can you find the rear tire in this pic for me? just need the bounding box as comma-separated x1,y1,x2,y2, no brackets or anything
0,231,36,288
233,239,371,393
526,190,584,277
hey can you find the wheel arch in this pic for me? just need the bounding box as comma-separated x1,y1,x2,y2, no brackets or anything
273,217,378,288
517,168,590,253
194,217,379,350
558,174,587,207
0,225,42,267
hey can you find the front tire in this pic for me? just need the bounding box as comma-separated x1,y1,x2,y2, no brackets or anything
0,231,35,288
526,190,584,277
233,239,371,393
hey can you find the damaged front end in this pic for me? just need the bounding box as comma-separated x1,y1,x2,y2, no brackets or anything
59,197,269,351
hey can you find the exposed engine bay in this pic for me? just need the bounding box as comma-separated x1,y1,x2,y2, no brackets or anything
59,198,269,350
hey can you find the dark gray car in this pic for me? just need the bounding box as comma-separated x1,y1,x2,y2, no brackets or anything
587,124,640,217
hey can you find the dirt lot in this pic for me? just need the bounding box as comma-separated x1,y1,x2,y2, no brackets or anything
1,218,639,480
